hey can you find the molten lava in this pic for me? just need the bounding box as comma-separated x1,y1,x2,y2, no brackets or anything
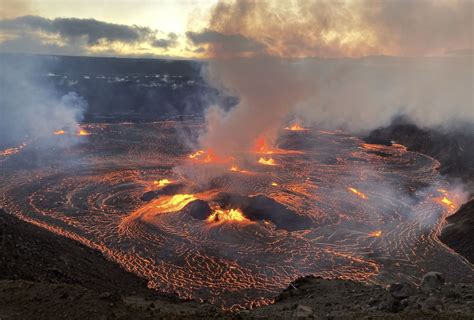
155,194,197,212
229,165,249,174
78,129,91,136
285,124,308,131
253,135,303,156
188,149,228,163
258,157,276,166
0,143,26,157
254,136,274,154
153,179,172,187
53,130,65,135
368,230,382,237
207,208,249,224
189,150,205,159
440,196,456,209
348,187,368,200
436,189,457,209
271,182,279,186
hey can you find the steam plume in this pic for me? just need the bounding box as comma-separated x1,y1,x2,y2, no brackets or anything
194,0,473,157
0,55,87,148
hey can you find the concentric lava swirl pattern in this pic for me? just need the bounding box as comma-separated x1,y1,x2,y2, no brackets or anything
0,122,472,310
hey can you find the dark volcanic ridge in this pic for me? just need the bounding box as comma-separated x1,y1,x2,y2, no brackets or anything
365,117,474,186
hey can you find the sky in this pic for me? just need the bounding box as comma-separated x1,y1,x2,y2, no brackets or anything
0,0,472,59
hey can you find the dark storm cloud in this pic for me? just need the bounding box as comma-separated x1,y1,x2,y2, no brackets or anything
186,29,265,55
53,18,152,44
0,32,84,55
152,32,178,48
0,15,154,44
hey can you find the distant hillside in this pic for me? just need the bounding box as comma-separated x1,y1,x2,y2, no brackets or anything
365,118,474,188
1,53,201,77
0,53,237,123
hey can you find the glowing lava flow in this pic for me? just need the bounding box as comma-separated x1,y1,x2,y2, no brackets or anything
254,136,274,154
53,130,65,135
368,230,382,237
436,189,458,210
258,157,276,166
207,208,249,224
189,150,205,159
229,165,249,174
348,187,368,200
439,196,456,209
188,149,230,163
153,179,172,187
155,194,197,212
78,129,91,136
253,135,303,156
0,143,27,157
285,124,308,131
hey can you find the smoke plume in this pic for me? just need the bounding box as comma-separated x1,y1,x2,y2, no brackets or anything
194,0,473,157
0,54,87,148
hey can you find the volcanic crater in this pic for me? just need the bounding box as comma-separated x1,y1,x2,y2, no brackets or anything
0,121,472,310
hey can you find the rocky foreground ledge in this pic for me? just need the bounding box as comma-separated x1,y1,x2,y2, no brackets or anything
246,274,474,319
1,209,473,319
0,209,224,319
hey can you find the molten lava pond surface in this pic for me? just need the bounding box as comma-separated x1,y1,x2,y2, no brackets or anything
1,121,472,309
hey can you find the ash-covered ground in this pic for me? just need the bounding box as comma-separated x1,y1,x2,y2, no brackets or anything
1,121,472,310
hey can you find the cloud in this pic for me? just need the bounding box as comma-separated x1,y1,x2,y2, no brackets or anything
0,32,85,55
0,15,154,45
193,47,205,53
198,0,473,58
152,32,178,48
0,15,191,57
186,29,266,56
